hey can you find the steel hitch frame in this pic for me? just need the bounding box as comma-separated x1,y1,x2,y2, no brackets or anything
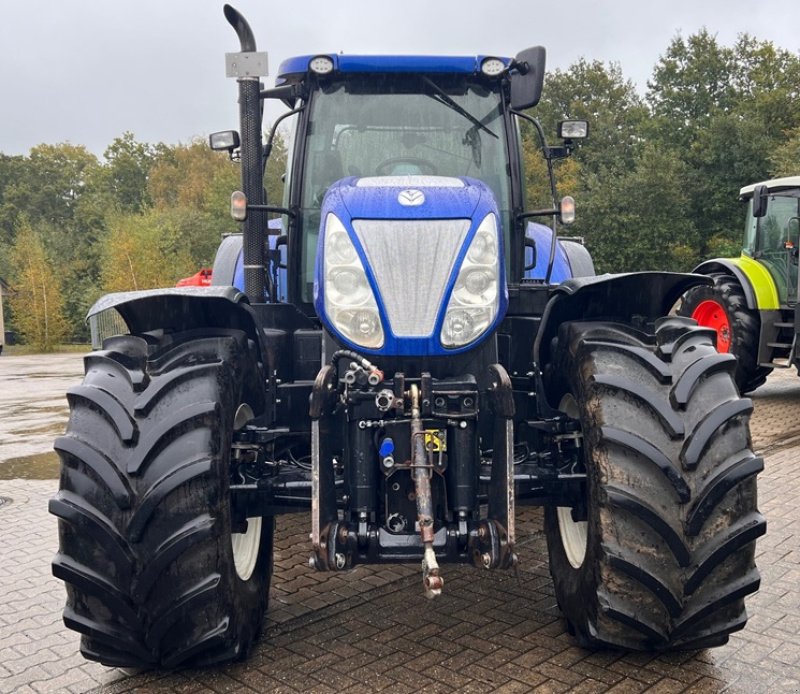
308,360,518,595
470,364,517,570
309,364,339,571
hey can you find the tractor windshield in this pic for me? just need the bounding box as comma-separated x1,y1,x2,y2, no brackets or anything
296,76,510,302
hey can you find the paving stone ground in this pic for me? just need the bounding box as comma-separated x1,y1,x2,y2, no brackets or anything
0,355,798,693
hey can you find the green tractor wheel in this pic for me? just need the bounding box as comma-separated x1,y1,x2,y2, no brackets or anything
678,274,772,393
50,329,273,668
544,317,764,650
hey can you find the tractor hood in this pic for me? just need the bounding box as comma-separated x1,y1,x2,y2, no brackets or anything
314,175,508,356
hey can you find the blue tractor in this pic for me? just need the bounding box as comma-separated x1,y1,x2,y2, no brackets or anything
51,5,764,668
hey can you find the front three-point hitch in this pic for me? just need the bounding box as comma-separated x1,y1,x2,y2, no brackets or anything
309,359,517,597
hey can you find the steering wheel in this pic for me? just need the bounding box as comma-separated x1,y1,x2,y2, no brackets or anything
376,157,438,176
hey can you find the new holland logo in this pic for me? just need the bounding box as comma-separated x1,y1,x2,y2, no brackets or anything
398,189,425,206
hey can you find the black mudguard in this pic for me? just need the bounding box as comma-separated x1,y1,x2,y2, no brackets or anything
87,286,262,344
534,271,712,381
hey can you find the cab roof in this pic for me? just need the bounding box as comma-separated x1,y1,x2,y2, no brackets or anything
740,176,800,197
275,54,511,85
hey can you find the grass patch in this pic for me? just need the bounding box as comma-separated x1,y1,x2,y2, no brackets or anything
2,343,91,356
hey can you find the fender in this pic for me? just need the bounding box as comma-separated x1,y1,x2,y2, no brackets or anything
86,286,316,374
693,257,780,311
533,271,712,388
87,286,259,342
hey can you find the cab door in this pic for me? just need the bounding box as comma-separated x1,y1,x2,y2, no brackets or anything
757,194,800,306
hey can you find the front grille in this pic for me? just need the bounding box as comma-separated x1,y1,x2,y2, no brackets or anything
352,219,470,337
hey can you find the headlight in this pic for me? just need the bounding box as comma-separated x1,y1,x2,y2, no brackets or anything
441,214,500,348
323,214,384,349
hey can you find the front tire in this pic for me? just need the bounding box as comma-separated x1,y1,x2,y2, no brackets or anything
544,317,765,650
50,329,273,668
678,274,772,393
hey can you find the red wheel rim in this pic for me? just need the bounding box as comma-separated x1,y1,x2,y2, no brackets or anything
692,300,731,353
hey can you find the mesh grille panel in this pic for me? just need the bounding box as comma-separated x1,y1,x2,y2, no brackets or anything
352,219,470,337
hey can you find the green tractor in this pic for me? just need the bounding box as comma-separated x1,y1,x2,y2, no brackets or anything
680,177,800,392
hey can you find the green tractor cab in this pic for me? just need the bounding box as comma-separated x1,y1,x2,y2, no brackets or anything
680,176,800,392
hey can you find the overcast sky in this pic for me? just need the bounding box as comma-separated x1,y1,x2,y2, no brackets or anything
1,0,798,158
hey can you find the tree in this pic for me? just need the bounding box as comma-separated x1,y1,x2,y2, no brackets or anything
96,132,160,213
8,220,69,351
646,31,800,258
3,143,100,229
101,209,195,293
575,144,699,273
770,126,800,177
647,30,736,146
537,59,648,176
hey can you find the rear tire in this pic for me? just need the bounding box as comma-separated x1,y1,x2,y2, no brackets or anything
50,328,273,668
678,274,772,393
544,317,765,650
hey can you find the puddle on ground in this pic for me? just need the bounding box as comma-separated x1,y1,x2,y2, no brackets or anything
29,404,70,414
0,452,61,480
9,423,66,438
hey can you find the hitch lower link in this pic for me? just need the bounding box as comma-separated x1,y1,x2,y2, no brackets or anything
308,363,517,599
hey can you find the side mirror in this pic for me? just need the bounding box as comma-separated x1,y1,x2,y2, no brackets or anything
510,46,546,110
210,130,241,153
752,184,769,218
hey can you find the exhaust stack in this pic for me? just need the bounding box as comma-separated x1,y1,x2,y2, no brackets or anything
223,4,268,303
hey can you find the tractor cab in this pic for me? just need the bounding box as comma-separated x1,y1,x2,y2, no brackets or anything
741,177,800,306
278,56,516,307
211,50,590,326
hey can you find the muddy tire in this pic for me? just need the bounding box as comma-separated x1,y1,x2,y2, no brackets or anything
544,317,765,650
678,274,772,393
50,328,273,668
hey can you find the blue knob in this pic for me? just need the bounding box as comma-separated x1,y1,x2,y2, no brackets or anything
379,437,395,457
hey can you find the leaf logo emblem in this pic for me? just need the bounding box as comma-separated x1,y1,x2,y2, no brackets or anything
398,189,425,206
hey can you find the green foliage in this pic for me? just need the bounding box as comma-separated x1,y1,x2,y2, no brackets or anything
575,144,699,273
538,59,648,175
101,209,195,292
644,31,800,263
770,126,800,177
8,219,69,351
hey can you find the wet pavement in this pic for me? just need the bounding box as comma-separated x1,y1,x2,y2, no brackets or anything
0,352,799,693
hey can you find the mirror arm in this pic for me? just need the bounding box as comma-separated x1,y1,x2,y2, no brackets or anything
512,109,559,210
518,209,558,220
246,204,296,219
263,105,305,170
260,84,303,101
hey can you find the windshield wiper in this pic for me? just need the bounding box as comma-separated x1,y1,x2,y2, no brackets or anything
422,76,498,140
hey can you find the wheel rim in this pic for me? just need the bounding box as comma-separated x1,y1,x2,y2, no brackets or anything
231,403,260,581
692,300,732,353
232,516,262,581
556,394,588,569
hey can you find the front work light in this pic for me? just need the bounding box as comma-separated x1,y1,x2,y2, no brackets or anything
209,130,240,153
557,120,589,139
309,55,335,75
480,57,506,77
